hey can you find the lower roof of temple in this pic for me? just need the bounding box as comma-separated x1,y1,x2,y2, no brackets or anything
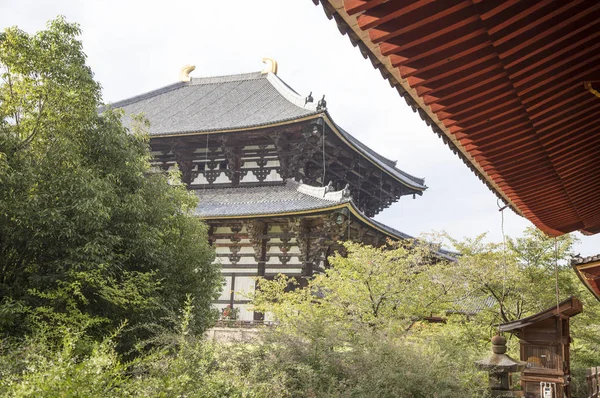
194,180,352,218
194,180,456,261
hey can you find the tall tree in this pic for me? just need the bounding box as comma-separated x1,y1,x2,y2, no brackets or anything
0,17,221,345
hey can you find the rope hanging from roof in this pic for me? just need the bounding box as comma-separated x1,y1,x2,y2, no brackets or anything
554,238,560,315
203,133,209,190
322,125,326,187
497,198,509,331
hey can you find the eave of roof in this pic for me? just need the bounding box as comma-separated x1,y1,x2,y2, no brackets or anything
498,296,583,332
194,180,352,218
313,0,600,237
572,255,600,301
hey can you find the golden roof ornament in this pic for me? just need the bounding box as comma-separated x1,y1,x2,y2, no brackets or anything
180,65,196,82
261,58,278,75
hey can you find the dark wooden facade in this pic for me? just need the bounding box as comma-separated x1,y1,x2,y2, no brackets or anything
149,118,422,218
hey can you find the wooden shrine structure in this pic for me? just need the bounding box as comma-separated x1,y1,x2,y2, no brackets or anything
499,297,583,398
108,67,452,321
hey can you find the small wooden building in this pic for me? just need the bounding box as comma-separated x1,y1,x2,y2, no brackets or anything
499,297,583,398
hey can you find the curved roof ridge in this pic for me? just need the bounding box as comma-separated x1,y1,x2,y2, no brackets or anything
189,71,264,85
296,181,351,202
265,72,318,112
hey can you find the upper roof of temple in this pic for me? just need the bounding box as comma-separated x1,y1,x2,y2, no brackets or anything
106,72,318,135
104,71,426,191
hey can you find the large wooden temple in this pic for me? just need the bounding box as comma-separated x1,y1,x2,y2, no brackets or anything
110,64,451,321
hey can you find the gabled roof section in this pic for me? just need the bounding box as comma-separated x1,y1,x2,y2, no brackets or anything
572,254,600,301
104,72,319,135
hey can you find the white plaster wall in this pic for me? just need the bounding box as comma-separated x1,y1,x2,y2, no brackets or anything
264,169,282,182
236,304,254,322
218,276,232,301
234,276,255,301
214,172,230,184
220,268,258,274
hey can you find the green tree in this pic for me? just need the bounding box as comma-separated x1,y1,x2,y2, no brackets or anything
0,17,221,346
251,240,475,397
253,240,451,335
443,228,584,326
438,228,600,396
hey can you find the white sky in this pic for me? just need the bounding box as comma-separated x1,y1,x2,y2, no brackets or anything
3,0,599,255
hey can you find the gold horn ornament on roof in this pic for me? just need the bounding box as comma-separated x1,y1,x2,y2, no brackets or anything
180,65,196,82
584,81,600,99
261,58,278,75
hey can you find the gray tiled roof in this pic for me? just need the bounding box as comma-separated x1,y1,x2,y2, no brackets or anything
194,181,454,260
105,71,426,190
194,180,350,218
572,254,600,265
105,72,319,136
448,295,496,316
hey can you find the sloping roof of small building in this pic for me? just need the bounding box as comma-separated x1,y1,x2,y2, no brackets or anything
499,296,583,332
103,71,426,191
194,180,455,261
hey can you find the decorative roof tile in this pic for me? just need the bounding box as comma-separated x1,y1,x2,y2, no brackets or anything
572,254,600,265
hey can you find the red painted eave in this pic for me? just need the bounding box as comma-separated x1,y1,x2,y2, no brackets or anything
573,261,600,301
316,0,600,237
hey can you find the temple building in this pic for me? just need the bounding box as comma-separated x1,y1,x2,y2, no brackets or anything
110,63,450,321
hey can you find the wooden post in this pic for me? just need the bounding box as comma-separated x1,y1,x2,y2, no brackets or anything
587,367,600,398
596,366,600,398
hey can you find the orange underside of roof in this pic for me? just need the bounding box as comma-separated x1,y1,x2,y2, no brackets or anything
337,0,600,236
575,263,600,300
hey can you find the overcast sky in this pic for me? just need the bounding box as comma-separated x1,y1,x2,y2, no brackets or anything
3,0,599,256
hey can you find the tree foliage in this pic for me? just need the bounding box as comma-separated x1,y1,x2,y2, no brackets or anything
253,240,452,335
0,17,220,346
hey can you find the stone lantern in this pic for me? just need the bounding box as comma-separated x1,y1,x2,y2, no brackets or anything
475,335,526,397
